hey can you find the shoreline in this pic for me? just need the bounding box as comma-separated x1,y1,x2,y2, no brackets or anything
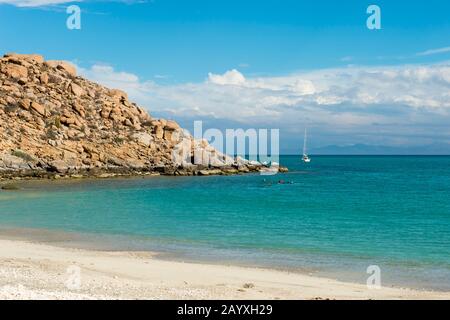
0,238,449,300
0,164,289,184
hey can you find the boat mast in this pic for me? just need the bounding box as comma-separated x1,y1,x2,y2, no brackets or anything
303,128,307,156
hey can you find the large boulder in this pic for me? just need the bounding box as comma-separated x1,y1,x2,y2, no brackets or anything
18,98,31,110
132,132,153,146
164,120,180,131
3,53,44,64
1,63,28,79
48,160,69,173
154,125,164,139
0,153,31,170
30,101,47,117
108,89,128,101
45,60,77,77
70,82,85,97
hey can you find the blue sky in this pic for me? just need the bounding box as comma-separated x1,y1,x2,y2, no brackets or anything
1,0,450,153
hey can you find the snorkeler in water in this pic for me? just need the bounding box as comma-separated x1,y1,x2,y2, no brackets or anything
262,179,294,186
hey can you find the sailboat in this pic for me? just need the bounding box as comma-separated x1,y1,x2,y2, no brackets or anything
302,128,311,163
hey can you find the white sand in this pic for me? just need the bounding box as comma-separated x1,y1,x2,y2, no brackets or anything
0,239,448,300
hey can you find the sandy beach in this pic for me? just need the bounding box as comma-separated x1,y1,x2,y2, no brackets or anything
0,239,448,300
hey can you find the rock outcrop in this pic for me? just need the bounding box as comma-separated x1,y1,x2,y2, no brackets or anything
0,53,286,179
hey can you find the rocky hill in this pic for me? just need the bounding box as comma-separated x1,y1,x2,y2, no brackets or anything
0,53,284,179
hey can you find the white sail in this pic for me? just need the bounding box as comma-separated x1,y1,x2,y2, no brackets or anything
302,128,311,163
303,128,307,156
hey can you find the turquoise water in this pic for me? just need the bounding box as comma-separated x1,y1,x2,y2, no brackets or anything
1,156,450,290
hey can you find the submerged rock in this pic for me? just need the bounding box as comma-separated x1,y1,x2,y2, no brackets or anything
1,183,20,190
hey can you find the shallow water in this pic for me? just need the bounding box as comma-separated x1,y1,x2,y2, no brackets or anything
1,156,449,290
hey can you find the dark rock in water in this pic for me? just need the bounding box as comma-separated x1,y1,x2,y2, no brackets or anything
278,166,289,173
1,183,20,190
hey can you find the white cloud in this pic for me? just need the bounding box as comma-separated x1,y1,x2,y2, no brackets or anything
0,0,77,7
77,62,450,146
208,69,246,86
79,64,139,86
417,46,450,56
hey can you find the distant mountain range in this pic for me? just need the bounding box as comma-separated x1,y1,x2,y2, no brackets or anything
309,143,450,155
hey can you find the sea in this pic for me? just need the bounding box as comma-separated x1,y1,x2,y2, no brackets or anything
0,155,449,291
